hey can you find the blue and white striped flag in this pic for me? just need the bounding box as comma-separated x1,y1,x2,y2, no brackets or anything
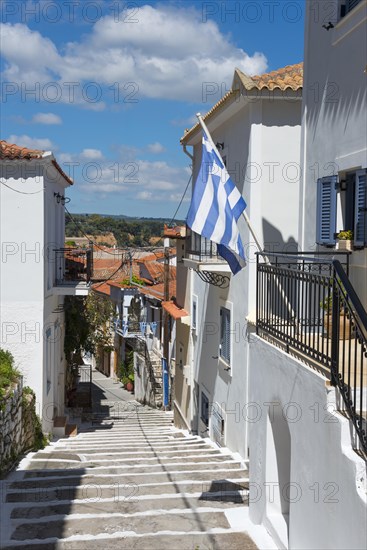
186,130,247,274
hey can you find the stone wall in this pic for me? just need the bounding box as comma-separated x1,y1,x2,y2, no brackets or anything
0,378,41,477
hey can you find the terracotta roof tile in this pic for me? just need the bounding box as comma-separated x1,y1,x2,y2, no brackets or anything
248,63,303,91
0,139,73,185
163,225,186,238
0,140,43,160
91,282,111,296
139,280,176,301
162,301,189,319
181,63,303,144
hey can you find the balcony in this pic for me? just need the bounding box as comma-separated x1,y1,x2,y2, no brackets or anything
256,251,366,454
53,248,93,295
184,228,230,273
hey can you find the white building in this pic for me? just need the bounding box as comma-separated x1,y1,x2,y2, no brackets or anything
175,63,303,458
108,251,179,408
176,9,367,544
240,2,367,548
0,140,91,433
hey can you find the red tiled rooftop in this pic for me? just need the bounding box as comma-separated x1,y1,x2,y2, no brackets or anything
163,225,186,238
162,301,189,319
181,63,303,144
249,63,303,91
91,282,111,296
0,140,43,160
139,280,176,300
0,139,73,185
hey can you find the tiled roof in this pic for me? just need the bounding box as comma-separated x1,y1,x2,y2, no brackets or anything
0,140,43,160
241,63,303,91
0,139,73,185
162,301,189,319
92,257,143,282
142,262,176,284
137,249,176,263
181,63,303,144
139,280,176,301
91,282,111,296
163,225,186,238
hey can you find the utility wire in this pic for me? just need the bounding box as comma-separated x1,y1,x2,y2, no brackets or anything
0,181,45,194
167,172,192,227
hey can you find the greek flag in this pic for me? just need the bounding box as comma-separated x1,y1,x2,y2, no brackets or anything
186,130,247,274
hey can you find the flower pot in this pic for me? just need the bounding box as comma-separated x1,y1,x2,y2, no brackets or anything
337,239,352,251
324,313,352,339
125,381,134,392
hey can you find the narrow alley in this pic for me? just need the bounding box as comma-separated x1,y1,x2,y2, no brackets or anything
1,371,272,549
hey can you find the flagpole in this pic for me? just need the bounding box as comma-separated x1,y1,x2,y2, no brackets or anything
195,113,300,332
196,113,265,257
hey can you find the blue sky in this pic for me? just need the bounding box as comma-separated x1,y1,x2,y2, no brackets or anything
1,0,304,218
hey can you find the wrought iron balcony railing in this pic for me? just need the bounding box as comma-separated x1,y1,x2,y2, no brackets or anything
54,248,93,286
256,250,366,454
185,227,222,262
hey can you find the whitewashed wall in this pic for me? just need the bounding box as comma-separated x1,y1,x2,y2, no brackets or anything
249,334,366,550
300,0,367,304
0,159,69,431
181,94,301,457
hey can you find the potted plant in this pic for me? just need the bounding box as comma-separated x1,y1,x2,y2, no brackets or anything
126,373,134,392
320,292,351,339
336,230,353,251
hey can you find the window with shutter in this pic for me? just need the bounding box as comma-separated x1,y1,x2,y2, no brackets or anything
220,307,231,364
354,169,367,247
316,176,338,246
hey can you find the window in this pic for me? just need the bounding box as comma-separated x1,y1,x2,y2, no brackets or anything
201,391,209,427
316,170,367,248
220,307,231,364
192,296,197,330
316,176,338,246
341,0,363,17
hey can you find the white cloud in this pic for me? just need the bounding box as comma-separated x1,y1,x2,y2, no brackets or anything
0,6,268,103
171,115,198,127
6,134,54,150
32,112,62,125
147,142,165,154
59,145,191,204
80,148,104,160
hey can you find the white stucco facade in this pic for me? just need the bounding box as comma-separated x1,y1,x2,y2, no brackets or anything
249,335,366,550
0,155,70,432
175,79,302,458
246,2,367,547
300,0,367,304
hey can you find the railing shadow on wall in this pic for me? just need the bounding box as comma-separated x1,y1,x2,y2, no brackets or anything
256,251,366,454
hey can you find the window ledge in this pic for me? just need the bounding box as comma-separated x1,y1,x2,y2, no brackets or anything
219,356,231,375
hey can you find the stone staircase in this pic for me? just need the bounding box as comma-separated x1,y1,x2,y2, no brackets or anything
52,416,77,438
0,404,267,549
149,351,163,406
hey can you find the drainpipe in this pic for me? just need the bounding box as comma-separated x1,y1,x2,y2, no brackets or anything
182,144,193,161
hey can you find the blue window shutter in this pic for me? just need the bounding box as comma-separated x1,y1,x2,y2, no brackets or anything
347,0,362,13
316,176,338,246
354,169,367,247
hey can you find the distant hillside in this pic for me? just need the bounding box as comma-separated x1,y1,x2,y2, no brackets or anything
65,213,184,248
